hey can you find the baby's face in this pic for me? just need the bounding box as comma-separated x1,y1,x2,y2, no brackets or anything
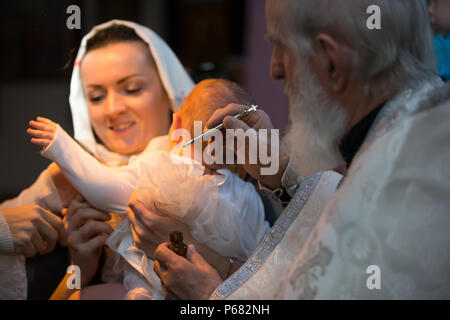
168,86,212,149
168,97,227,170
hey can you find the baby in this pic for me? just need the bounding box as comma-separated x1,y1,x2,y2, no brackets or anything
28,79,270,299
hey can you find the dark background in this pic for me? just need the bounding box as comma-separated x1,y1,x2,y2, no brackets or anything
0,0,288,202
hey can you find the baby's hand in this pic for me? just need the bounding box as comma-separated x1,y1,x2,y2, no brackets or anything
27,117,58,149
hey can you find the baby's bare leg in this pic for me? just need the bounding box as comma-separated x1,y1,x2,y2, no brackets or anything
68,283,126,300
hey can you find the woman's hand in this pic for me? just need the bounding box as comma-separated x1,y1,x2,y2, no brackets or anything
206,104,290,189
153,243,223,300
0,204,67,257
63,198,113,287
27,117,57,149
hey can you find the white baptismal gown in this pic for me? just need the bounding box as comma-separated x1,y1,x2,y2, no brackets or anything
41,130,270,299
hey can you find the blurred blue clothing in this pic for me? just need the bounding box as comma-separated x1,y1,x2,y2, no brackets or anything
434,34,450,82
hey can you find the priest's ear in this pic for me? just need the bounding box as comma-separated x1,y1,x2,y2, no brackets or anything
312,33,350,94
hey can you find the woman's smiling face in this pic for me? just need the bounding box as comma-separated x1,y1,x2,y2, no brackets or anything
81,41,172,155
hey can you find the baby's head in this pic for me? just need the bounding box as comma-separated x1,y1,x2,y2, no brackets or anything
169,79,254,167
172,79,254,138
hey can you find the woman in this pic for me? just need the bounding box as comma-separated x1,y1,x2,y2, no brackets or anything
0,19,194,299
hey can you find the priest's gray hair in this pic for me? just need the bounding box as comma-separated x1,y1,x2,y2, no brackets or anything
281,0,437,92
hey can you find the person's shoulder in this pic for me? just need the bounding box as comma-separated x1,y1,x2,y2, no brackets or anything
338,90,450,211
368,85,450,169
390,88,450,166
364,99,449,204
434,33,450,47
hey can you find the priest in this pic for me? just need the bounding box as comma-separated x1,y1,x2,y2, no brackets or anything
146,0,450,299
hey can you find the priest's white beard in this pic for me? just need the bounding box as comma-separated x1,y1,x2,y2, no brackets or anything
283,62,349,176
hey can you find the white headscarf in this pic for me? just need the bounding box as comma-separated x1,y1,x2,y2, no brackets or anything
69,20,194,166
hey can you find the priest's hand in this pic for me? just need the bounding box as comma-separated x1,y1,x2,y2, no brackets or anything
127,192,240,278
153,242,223,300
205,103,289,189
127,192,192,260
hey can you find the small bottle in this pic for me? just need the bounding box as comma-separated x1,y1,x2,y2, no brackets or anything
169,231,187,258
